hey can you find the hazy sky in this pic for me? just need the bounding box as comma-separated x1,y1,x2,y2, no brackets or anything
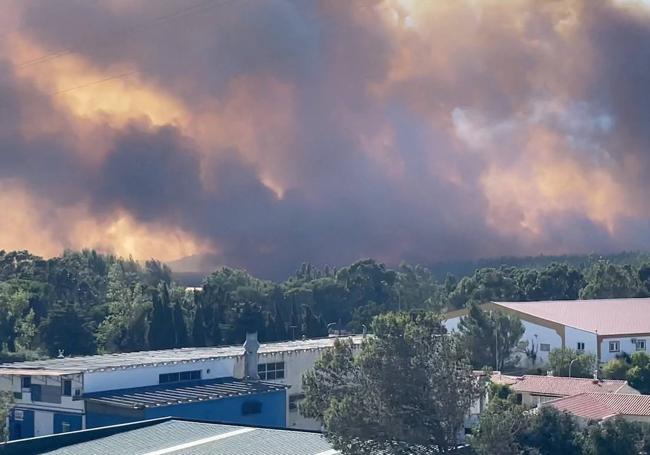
1,0,650,278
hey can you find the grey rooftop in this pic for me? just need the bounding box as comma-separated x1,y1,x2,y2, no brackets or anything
84,378,287,409
0,418,338,455
0,336,364,375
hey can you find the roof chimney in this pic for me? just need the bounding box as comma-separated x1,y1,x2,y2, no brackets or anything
243,332,260,380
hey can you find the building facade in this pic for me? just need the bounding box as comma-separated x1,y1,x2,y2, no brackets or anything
445,298,650,368
1,334,364,440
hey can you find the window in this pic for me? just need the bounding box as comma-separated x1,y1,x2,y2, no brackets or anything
62,380,72,397
61,422,71,433
21,376,31,389
14,410,24,421
13,392,22,400
258,362,285,380
516,394,523,405
31,385,61,404
636,339,647,352
159,370,201,384
609,341,620,353
576,342,585,352
242,401,263,415
539,343,550,352
289,393,305,412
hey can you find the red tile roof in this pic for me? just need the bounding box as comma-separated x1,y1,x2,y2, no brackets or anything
491,373,636,397
494,298,650,335
548,393,650,420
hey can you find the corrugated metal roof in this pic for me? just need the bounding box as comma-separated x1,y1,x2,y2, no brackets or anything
491,373,636,397
0,336,364,375
84,378,286,409
494,298,650,335
548,393,650,420
36,419,337,455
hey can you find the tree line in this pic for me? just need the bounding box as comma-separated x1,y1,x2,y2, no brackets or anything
3,249,650,359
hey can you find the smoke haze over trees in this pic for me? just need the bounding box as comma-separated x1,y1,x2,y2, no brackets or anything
3,248,650,361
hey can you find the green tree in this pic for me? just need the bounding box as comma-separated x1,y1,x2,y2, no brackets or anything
458,304,524,370
146,286,174,350
625,352,650,394
172,300,188,348
469,398,528,455
584,417,647,455
580,261,646,299
0,391,14,441
39,302,96,356
519,407,582,455
602,357,630,380
302,312,481,454
547,347,596,378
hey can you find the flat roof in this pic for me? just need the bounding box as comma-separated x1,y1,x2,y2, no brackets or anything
0,418,338,455
84,378,286,409
0,336,364,376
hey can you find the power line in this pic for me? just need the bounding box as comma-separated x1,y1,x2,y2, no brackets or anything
52,70,137,95
15,0,227,69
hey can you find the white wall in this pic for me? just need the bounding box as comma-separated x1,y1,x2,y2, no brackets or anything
600,336,648,362
565,327,598,359
512,319,563,367
444,317,461,333
83,357,236,393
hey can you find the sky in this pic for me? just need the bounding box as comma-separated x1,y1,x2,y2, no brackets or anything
1,0,650,279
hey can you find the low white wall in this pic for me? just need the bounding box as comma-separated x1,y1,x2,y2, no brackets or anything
83,357,236,393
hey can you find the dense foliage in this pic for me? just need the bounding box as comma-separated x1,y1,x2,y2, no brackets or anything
3,248,650,359
471,397,650,455
602,352,650,394
301,312,482,454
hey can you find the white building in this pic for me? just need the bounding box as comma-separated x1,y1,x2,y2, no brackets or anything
444,298,650,366
0,335,364,439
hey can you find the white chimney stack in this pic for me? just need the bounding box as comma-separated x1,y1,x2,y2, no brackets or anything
243,332,260,380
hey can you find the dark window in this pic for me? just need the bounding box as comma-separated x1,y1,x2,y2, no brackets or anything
12,392,22,400
21,377,31,389
258,362,285,380
540,343,550,352
31,384,41,402
31,384,61,404
516,394,523,405
289,393,305,411
242,401,263,415
62,380,72,397
577,342,585,351
159,370,201,384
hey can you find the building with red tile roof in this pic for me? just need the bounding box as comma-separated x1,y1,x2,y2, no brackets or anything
545,393,650,424
491,373,638,407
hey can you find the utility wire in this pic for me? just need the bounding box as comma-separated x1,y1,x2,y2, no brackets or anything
16,0,226,69
51,70,137,95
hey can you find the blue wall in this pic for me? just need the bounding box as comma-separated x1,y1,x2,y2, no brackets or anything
9,408,34,440
86,390,286,429
53,412,83,434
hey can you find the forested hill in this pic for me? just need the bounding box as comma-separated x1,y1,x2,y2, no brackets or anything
2,249,650,361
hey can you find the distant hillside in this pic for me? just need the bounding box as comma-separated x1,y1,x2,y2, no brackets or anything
169,251,650,286
427,251,650,280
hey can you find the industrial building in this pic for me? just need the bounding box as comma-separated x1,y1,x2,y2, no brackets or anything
0,334,364,440
445,298,650,366
0,417,339,455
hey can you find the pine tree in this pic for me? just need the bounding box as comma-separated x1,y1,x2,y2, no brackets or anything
172,300,188,348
